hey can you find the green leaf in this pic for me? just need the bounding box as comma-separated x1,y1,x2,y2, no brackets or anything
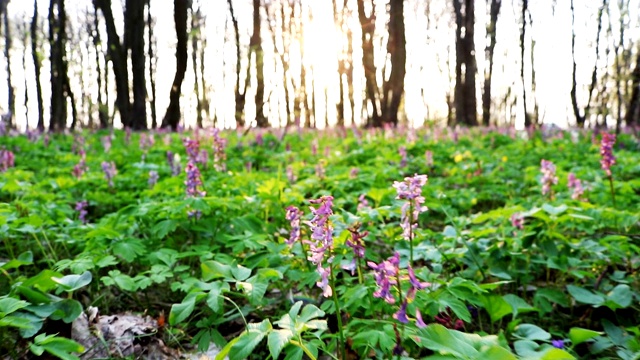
1,251,33,270
206,282,229,313
231,265,252,282
568,327,602,346
503,294,537,319
513,324,551,341
169,295,196,326
112,239,146,262
606,284,632,309
415,324,478,357
49,299,83,323
298,303,325,323
514,339,540,357
33,333,84,360
542,203,567,216
539,347,576,359
201,260,233,281
51,271,92,292
152,219,178,239
566,285,604,306
268,329,294,359
0,315,35,329
95,255,118,268
480,294,512,323
0,297,30,316
229,320,272,360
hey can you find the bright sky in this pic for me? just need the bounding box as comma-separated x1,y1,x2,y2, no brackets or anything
1,0,639,130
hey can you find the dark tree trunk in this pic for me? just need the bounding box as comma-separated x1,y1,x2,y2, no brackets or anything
191,3,204,128
48,0,69,131
626,51,640,127
251,0,267,127
520,0,531,127
482,0,500,126
93,0,130,127
453,0,478,126
147,1,157,129
161,0,188,130
332,0,346,126
381,0,406,126
357,0,381,127
91,7,109,128
570,0,585,126
2,0,14,128
227,0,247,128
125,0,147,130
31,0,44,130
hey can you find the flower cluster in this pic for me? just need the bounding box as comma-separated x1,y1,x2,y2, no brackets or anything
101,135,112,153
185,161,206,198
124,127,132,144
600,132,616,177
148,170,159,188
357,194,370,211
75,201,88,223
0,149,15,172
285,206,303,246
101,161,117,187
567,173,584,200
540,159,558,196
139,133,155,154
72,151,87,178
315,161,326,180
306,196,335,297
212,128,227,171
167,151,181,176
399,146,407,168
346,224,367,259
425,150,433,167
183,137,201,163
510,213,524,230
286,165,297,183
392,174,428,241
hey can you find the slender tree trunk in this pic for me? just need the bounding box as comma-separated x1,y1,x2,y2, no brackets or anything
93,0,131,127
520,0,531,127
147,1,157,129
161,0,188,130
453,0,478,126
570,0,585,126
126,0,147,130
251,0,267,127
49,0,67,131
2,0,14,128
382,0,406,126
31,0,44,130
332,0,345,126
228,0,247,128
357,0,381,127
626,50,640,127
482,0,500,126
92,8,108,128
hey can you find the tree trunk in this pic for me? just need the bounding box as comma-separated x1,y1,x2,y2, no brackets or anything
30,0,44,130
569,0,585,126
520,0,531,127
453,0,478,126
125,0,147,130
161,0,188,130
48,0,68,131
381,0,406,126
356,0,381,127
2,0,14,129
147,1,157,129
626,51,640,127
251,0,267,127
93,0,131,128
482,0,500,126
227,0,247,128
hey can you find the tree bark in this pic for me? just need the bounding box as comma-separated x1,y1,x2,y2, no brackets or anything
48,0,70,131
30,0,44,130
93,0,130,128
251,0,267,127
569,0,585,126
482,0,500,126
453,0,478,126
382,0,406,126
147,1,157,129
125,0,147,130
161,0,188,130
2,0,14,128
356,0,381,127
227,0,247,128
520,0,531,127
626,50,640,127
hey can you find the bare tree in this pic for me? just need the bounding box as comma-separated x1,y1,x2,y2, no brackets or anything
251,0,267,127
161,0,188,130
147,1,157,129
626,49,640,128
1,0,14,128
227,0,249,128
453,0,478,126
30,0,44,130
482,0,501,126
125,0,147,130
520,0,531,127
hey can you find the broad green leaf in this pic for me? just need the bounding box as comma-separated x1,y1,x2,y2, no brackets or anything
534,288,570,308
206,282,229,313
229,320,272,360
268,329,294,359
112,239,146,262
50,299,83,323
0,315,35,329
415,324,479,358
51,271,92,292
201,260,233,281
299,303,325,323
231,265,252,282
216,337,239,360
514,339,540,357
513,324,551,341
480,294,512,323
566,285,604,306
1,251,33,270
503,294,537,319
568,327,602,346
0,297,30,316
606,284,632,309
33,333,84,360
539,347,576,359
169,295,196,326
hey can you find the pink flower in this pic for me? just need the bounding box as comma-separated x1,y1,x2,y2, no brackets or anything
540,160,558,196
393,174,428,241
510,213,524,230
567,173,584,200
600,132,616,177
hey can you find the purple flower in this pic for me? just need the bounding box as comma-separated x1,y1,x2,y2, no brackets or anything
510,213,524,230
148,170,159,188
0,149,15,172
407,266,429,290
315,162,325,179
551,339,564,349
567,173,584,200
346,224,367,259
167,151,181,176
72,152,87,179
139,133,155,153
398,146,407,168
349,167,359,179
415,308,427,328
285,206,303,246
368,252,400,304
600,132,616,177
286,165,297,183
101,161,117,187
357,194,370,211
185,161,206,197
393,301,409,324
75,201,88,223
540,160,558,196
101,135,112,153
183,137,200,163
212,129,227,171
425,150,433,167
306,196,335,297
311,139,318,156
393,174,428,241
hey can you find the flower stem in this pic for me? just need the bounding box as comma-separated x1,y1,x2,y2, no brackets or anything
608,175,616,208
409,201,414,268
329,265,346,360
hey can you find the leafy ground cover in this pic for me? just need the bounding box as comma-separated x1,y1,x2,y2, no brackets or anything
1,126,639,359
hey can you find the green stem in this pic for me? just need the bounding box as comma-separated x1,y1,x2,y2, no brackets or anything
356,257,364,285
222,295,248,329
290,339,317,360
608,175,616,208
409,201,414,268
329,265,346,360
